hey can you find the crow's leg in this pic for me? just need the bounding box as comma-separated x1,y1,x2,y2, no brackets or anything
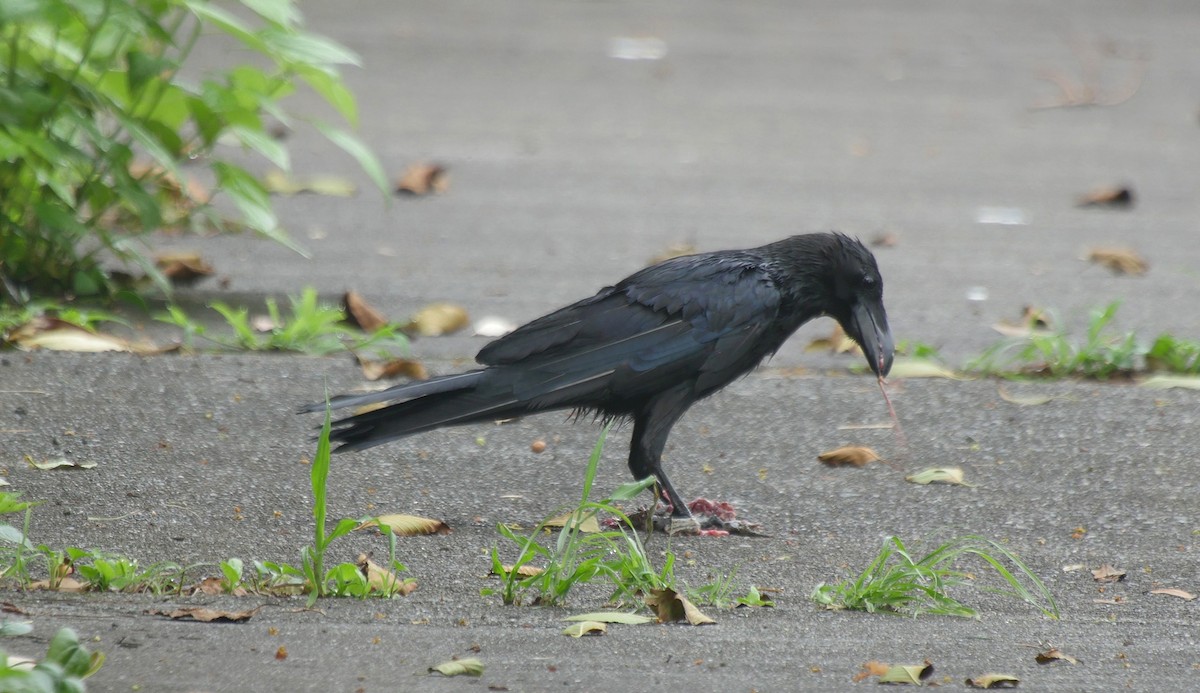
629,385,697,530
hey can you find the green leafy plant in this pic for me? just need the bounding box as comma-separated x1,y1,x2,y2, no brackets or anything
811,535,1059,619
0,0,385,300
970,302,1138,378
155,288,410,355
1144,333,1200,374
0,627,105,691
484,426,676,607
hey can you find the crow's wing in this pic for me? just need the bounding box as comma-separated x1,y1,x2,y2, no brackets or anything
475,254,784,404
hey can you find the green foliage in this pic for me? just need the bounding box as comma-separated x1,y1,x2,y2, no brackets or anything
0,0,385,300
0,627,104,692
483,426,675,607
811,535,1058,619
155,288,410,355
1144,333,1200,374
971,302,1139,378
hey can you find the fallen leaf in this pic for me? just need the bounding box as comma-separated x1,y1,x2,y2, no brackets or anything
495,564,544,578
1061,564,1085,573
563,612,655,625
997,385,1053,406
966,673,1020,689
871,232,899,248
648,243,696,265
154,251,214,284
406,303,469,337
396,162,449,196
26,457,96,470
878,660,934,685
250,315,278,332
561,621,607,638
275,645,288,661
8,317,145,353
1035,647,1079,665
357,355,428,382
343,291,389,332
429,657,483,677
1091,564,1126,583
1149,588,1195,601
1140,374,1200,390
473,316,518,338
992,305,1054,338
817,446,881,467
544,511,600,533
905,467,971,486
28,577,86,593
886,358,963,379
644,588,715,625
147,606,260,623
356,554,417,595
1087,247,1148,275
263,169,357,197
356,514,450,536
1077,185,1135,209
805,324,859,354
853,661,891,683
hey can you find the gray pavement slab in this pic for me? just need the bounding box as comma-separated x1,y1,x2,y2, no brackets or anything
3,0,1200,691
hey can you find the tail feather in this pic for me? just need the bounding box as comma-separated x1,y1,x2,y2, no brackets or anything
299,370,485,413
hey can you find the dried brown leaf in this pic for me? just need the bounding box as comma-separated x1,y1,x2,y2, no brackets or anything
805,324,859,354
147,606,260,622
1091,564,1126,583
154,251,214,284
1035,647,1079,665
648,243,696,265
496,564,544,578
357,355,428,382
275,645,288,661
993,305,1054,337
1149,588,1195,601
853,661,891,682
1077,185,1134,208
356,514,451,536
395,162,449,196
1087,247,1148,275
343,290,389,332
644,588,715,625
356,554,418,596
817,446,881,467
406,303,469,337
905,467,970,486
28,577,86,593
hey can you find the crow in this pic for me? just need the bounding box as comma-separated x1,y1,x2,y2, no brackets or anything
303,232,893,527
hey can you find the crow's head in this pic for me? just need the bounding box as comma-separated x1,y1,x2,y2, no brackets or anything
819,233,894,377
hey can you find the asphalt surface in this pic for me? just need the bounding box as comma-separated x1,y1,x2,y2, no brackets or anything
4,1,1200,691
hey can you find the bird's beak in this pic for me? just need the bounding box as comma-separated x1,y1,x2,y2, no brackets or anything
850,301,894,377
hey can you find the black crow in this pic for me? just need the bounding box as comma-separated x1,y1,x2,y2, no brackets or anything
303,233,893,525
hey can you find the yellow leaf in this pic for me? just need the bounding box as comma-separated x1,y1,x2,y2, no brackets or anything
356,554,417,596
544,511,600,533
887,358,963,379
878,660,934,684
966,673,1020,688
428,657,483,677
406,303,469,337
561,621,607,637
564,612,655,625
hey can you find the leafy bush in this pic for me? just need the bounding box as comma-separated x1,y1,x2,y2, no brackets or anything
0,0,385,300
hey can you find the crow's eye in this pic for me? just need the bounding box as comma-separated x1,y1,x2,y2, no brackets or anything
862,274,875,287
